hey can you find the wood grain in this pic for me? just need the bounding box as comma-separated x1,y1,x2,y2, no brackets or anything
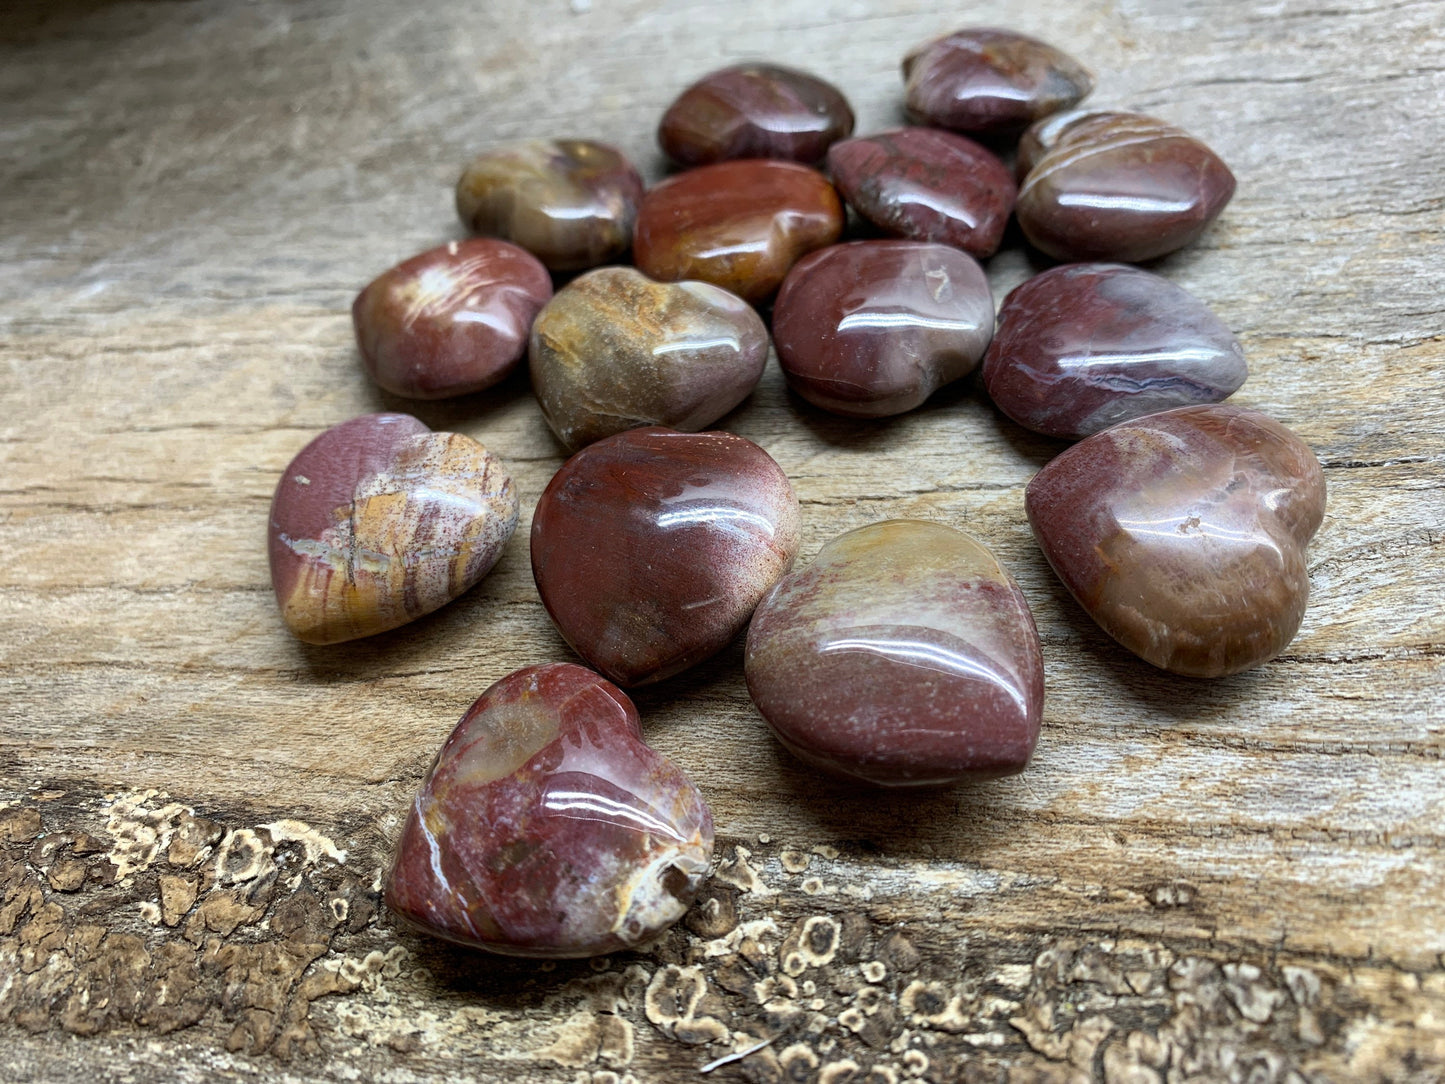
2,0,1443,1080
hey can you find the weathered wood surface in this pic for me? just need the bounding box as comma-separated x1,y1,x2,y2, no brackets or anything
2,0,1443,1080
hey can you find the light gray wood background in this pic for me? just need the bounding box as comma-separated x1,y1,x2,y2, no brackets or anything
2,0,1443,1080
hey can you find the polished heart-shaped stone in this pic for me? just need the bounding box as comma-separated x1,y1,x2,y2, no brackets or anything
632,159,844,304
269,413,518,645
529,266,768,451
385,663,714,958
352,238,552,400
903,27,1093,134
1016,111,1236,263
531,427,800,686
746,521,1044,787
826,127,1016,259
659,63,855,166
983,263,1248,439
1026,405,1326,677
772,240,994,417
456,139,644,271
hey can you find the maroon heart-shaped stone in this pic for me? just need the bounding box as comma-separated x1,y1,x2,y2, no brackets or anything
983,262,1248,439
746,521,1044,786
385,663,713,957
268,413,518,644
1026,405,1326,676
531,427,800,686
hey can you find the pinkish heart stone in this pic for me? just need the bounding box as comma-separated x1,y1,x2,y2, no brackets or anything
385,663,714,957
1026,405,1326,676
745,521,1044,786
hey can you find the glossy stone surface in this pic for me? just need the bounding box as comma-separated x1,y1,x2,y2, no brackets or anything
385,663,713,958
269,414,518,645
532,428,800,686
903,28,1093,134
352,239,552,399
530,267,768,451
746,521,1044,787
984,263,1248,439
659,63,855,166
773,241,994,417
1016,111,1237,263
456,140,644,271
826,128,1015,259
1026,405,1326,677
632,160,844,304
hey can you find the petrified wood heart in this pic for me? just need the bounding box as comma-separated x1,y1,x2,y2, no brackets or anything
531,427,800,686
746,520,1045,786
268,413,518,645
1025,404,1326,677
385,663,714,957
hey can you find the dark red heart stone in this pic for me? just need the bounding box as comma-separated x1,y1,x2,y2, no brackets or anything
385,663,714,958
1016,111,1237,263
352,239,552,399
772,240,995,417
983,262,1248,439
746,521,1044,787
902,27,1093,134
632,160,844,304
1025,405,1326,677
659,63,855,166
531,427,800,686
826,128,1016,259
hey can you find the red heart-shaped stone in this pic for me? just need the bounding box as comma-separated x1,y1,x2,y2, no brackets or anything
385,663,713,957
531,427,800,686
1026,405,1326,676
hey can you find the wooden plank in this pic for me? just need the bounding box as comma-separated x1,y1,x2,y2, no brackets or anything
2,0,1443,1080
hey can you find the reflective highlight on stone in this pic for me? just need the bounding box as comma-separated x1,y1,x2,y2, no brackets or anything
632,160,844,304
903,28,1093,134
385,663,714,958
1026,405,1326,677
746,521,1044,786
456,140,644,271
826,128,1015,259
531,428,801,686
984,263,1248,439
268,414,518,645
773,241,994,417
530,267,768,451
659,63,855,166
352,239,552,399
1016,111,1237,263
